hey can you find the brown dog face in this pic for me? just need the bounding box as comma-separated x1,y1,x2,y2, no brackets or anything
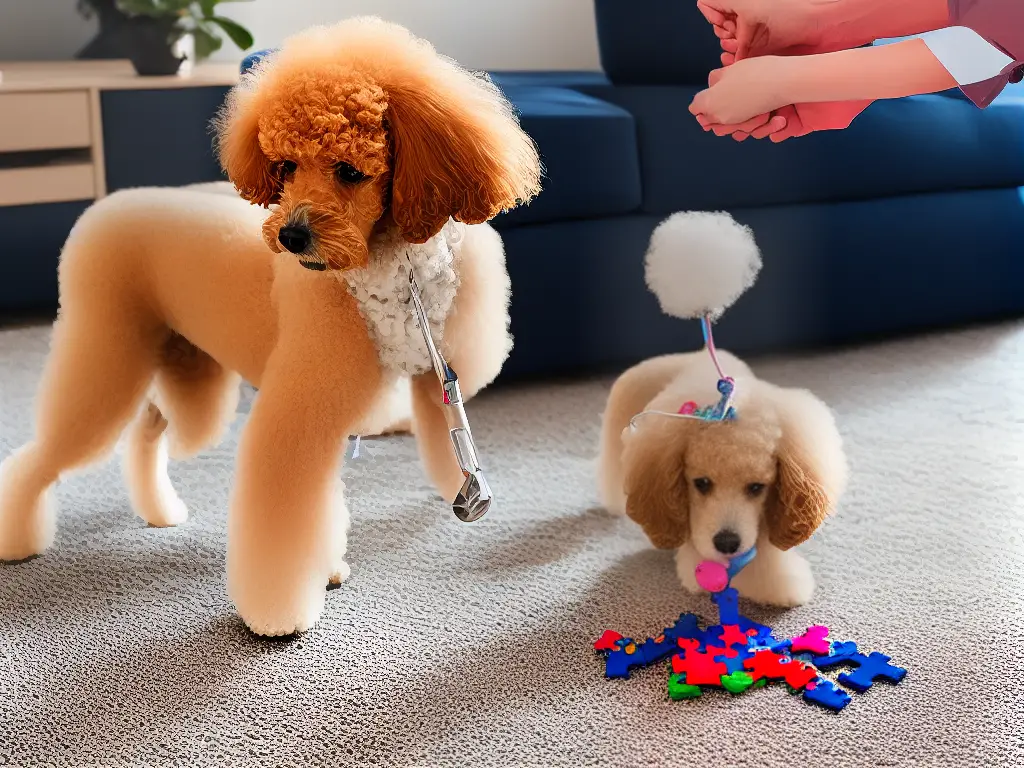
216,18,542,273
622,383,847,560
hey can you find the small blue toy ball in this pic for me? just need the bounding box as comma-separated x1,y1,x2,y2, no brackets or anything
240,48,276,76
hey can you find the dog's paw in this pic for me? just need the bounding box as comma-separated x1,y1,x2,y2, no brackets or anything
734,552,816,608
234,585,326,637
0,449,56,562
674,543,705,595
328,561,351,586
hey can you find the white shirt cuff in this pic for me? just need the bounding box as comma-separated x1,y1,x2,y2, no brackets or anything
917,26,1014,86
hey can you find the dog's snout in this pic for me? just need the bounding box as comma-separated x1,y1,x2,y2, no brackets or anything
278,225,311,254
713,529,741,555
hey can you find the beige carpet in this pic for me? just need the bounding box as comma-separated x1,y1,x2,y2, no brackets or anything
1,321,1022,767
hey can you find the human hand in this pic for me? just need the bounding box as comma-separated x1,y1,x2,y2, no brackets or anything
697,100,874,142
697,0,890,62
689,59,793,127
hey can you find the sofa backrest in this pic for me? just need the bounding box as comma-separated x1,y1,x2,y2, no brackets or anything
593,0,723,85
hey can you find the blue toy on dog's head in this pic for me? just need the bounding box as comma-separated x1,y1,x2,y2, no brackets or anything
240,48,275,76
628,211,762,433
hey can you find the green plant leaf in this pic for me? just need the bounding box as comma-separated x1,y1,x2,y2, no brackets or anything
209,16,254,51
115,0,162,17
192,23,223,59
198,0,217,18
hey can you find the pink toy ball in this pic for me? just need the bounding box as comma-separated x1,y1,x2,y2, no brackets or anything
694,560,729,593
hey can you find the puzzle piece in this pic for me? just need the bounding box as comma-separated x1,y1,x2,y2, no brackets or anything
593,630,623,652
803,677,853,712
718,624,749,650
712,587,740,626
791,626,832,656
595,613,705,679
668,673,702,700
742,650,817,691
720,670,755,694
671,646,728,686
602,638,643,679
812,640,860,668
837,652,907,693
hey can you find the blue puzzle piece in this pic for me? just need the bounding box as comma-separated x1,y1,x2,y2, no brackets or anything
837,652,908,693
603,638,642,679
812,640,860,668
712,587,740,626
712,643,755,674
803,677,853,711
604,614,705,678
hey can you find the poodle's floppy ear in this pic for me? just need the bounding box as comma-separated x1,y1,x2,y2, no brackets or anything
215,74,281,208
765,385,848,550
385,66,542,243
622,420,695,550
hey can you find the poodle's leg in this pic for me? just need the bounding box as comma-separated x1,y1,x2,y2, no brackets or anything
598,355,693,515
729,544,816,608
122,339,240,528
226,275,380,636
154,334,241,459
674,542,704,595
0,316,161,561
410,223,512,502
410,374,466,503
676,538,815,607
122,401,188,527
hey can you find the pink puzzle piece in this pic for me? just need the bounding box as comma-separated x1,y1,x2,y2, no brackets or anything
791,626,831,656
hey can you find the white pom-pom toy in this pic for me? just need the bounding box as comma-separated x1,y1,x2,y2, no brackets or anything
628,211,764,428
644,211,762,321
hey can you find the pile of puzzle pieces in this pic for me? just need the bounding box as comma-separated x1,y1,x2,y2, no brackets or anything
593,587,906,712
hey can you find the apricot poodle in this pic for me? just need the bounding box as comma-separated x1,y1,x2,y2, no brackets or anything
598,350,848,607
0,17,541,635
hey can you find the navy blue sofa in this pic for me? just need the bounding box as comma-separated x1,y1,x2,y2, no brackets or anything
488,0,1024,378
4,1,1023,383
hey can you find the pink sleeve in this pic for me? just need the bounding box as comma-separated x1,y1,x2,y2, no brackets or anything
949,0,1024,107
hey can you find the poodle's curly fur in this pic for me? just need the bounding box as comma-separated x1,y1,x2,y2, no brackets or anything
0,17,541,637
598,350,848,607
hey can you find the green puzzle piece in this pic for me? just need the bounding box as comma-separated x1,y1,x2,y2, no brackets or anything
668,673,702,700
720,671,754,694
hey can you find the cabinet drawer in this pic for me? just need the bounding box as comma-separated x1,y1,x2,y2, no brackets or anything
0,91,92,152
0,163,95,207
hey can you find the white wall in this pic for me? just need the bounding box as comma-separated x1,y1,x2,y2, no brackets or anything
210,0,601,71
0,0,96,60
0,1,601,71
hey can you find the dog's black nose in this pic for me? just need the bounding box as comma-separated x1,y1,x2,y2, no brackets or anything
713,529,741,555
278,225,311,254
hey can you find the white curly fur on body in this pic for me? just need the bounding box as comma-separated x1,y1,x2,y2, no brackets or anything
343,219,463,376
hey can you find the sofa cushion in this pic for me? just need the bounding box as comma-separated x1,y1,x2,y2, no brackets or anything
593,0,722,85
489,86,642,227
580,84,1024,213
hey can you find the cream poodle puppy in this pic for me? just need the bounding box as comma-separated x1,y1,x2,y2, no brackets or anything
596,210,848,608
598,350,848,607
0,17,541,636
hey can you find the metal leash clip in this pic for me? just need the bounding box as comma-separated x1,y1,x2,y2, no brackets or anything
407,268,493,523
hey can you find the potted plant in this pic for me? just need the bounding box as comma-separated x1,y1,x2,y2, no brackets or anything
77,0,255,76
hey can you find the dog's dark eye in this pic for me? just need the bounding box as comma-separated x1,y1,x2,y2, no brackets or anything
278,160,297,180
693,477,713,495
747,482,766,497
335,162,367,184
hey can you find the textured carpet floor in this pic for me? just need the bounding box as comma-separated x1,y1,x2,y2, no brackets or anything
1,321,1023,767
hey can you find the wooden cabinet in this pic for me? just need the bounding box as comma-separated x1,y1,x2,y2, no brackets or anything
0,60,239,310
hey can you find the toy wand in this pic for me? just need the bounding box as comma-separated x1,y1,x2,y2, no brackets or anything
407,269,493,523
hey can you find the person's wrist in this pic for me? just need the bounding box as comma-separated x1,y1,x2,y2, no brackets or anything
819,0,950,45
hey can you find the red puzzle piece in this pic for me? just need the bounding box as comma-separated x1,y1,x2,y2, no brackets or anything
719,624,749,650
671,646,728,686
742,650,818,690
593,630,624,651
791,626,831,656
